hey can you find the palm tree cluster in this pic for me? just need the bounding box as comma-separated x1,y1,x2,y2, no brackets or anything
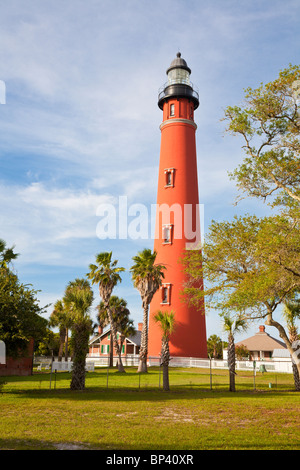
50,247,174,390
88,248,167,374
87,251,126,373
97,296,134,370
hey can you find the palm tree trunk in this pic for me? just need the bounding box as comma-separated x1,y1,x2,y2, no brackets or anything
228,334,236,392
292,363,300,391
58,327,66,362
138,303,149,373
71,360,86,390
117,350,124,372
161,337,170,391
64,329,69,361
70,323,88,390
106,305,125,373
109,332,113,367
290,350,300,389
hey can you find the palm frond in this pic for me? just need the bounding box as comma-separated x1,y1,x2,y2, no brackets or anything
154,310,176,338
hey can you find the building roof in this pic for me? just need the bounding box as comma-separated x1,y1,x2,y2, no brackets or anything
273,348,291,358
166,52,191,74
235,325,286,352
126,331,141,347
89,328,141,347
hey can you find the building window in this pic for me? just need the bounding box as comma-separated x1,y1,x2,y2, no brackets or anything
101,344,109,354
162,287,168,304
161,284,171,305
164,168,175,187
170,103,175,116
162,224,172,244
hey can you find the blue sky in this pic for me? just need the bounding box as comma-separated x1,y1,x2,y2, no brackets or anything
1,0,299,343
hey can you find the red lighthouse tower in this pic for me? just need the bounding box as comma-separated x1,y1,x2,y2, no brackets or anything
148,53,207,359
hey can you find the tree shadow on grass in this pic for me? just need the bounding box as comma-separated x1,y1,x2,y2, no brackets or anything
2,385,298,404
1,368,298,402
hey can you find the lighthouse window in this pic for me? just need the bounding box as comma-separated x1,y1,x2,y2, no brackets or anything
164,168,175,187
162,224,172,244
161,284,171,305
170,103,175,116
168,68,190,86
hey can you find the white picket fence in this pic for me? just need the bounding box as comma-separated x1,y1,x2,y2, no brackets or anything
86,355,139,367
86,355,294,374
51,361,95,372
35,355,294,374
34,359,95,372
148,356,293,373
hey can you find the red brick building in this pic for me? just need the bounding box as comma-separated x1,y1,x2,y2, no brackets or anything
88,323,141,360
0,338,34,376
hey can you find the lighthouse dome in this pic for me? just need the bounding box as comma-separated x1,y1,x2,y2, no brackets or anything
166,52,191,74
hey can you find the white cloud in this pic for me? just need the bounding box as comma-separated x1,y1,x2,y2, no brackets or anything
0,181,115,264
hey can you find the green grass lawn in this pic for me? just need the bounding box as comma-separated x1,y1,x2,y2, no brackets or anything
0,366,299,450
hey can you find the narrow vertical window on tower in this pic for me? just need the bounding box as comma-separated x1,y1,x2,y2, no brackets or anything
164,168,175,187
161,284,171,305
170,103,175,116
162,224,173,244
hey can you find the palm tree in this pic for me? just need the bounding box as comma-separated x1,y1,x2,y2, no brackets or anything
119,319,136,358
87,252,126,373
222,313,248,392
49,299,73,361
64,278,94,390
283,297,300,391
97,295,134,369
207,334,223,359
130,248,166,373
154,310,176,391
0,239,18,268
111,297,135,369
96,302,111,364
49,300,66,361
